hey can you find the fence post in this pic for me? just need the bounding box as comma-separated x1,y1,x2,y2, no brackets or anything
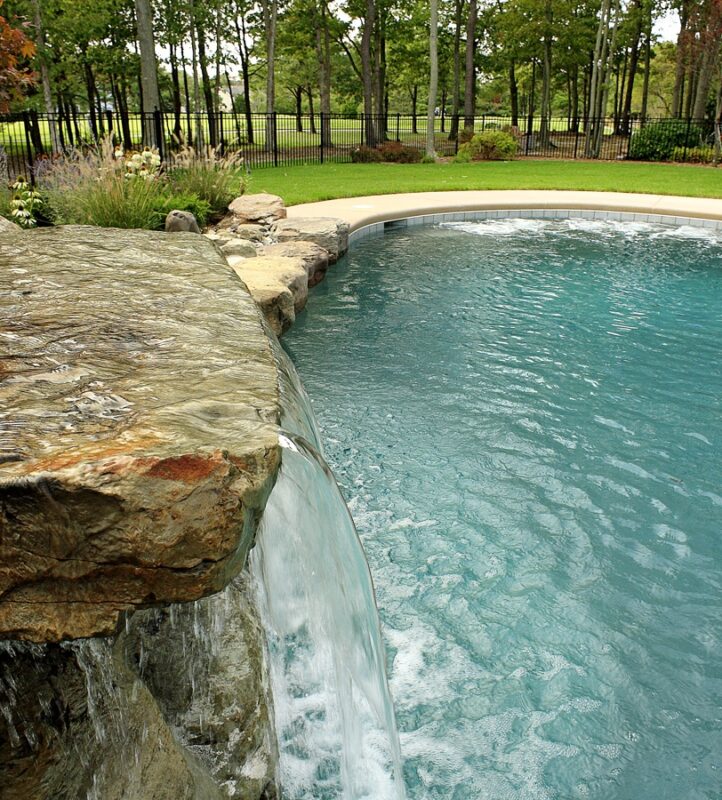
272,112,279,167
396,113,400,142
153,109,164,160
360,113,365,147
219,110,225,152
453,114,459,154
22,111,35,185
573,126,579,159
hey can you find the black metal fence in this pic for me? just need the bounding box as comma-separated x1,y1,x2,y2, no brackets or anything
0,110,719,181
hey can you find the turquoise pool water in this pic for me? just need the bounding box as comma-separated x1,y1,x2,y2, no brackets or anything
282,217,722,800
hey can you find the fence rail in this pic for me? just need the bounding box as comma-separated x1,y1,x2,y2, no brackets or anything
0,110,719,180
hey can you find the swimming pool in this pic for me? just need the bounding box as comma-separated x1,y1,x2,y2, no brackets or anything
283,216,722,799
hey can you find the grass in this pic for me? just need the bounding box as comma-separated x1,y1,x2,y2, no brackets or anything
248,159,722,206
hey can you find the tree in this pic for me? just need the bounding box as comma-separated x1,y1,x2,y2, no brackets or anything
135,0,160,143
426,0,438,156
0,0,35,113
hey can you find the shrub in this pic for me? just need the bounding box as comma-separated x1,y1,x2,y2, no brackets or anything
671,145,715,163
455,130,518,162
166,146,243,218
153,191,211,226
628,121,704,162
350,145,384,163
40,141,170,229
377,141,423,163
458,127,476,145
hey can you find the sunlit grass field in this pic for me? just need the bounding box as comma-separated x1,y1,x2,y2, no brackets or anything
248,160,722,206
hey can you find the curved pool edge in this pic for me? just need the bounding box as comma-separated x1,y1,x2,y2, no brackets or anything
287,190,722,238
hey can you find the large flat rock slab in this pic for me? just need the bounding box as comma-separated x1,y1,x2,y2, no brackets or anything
0,227,281,641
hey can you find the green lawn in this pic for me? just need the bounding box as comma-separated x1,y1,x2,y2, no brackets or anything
248,160,722,206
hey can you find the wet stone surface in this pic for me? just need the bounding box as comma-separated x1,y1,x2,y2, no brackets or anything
0,226,281,641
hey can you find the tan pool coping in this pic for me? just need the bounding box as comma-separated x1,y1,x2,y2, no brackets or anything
287,190,722,231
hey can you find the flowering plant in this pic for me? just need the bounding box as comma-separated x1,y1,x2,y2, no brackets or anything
10,176,41,227
113,145,162,180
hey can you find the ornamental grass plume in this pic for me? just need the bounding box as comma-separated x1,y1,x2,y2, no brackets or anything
166,144,245,218
39,138,169,229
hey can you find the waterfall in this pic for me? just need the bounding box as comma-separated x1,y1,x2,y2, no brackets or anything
252,341,406,800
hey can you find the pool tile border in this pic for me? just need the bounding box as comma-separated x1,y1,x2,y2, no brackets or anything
348,207,722,245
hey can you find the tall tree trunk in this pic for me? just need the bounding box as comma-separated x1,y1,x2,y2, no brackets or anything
449,0,464,139
315,0,332,147
361,0,377,145
374,4,386,136
640,24,651,122
692,3,722,120
180,39,193,145
426,0,439,157
621,0,643,134
196,25,217,146
32,0,59,151
293,86,303,131
672,1,691,118
262,0,278,151
463,0,477,132
233,12,255,144
169,43,183,141
307,87,317,133
539,0,553,145
509,60,519,128
570,63,579,131
225,70,243,143
135,0,161,146
189,0,203,147
118,77,133,149
83,58,99,139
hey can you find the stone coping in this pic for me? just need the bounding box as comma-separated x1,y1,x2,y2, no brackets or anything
287,190,722,236
0,226,282,641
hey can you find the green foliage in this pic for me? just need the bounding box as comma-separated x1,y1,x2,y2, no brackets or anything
152,191,211,225
351,142,423,164
350,145,384,163
38,140,241,229
421,153,437,164
672,145,715,164
455,130,518,162
166,146,245,218
377,141,423,163
628,121,704,162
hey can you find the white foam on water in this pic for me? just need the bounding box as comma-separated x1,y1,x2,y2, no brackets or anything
444,216,722,243
444,218,549,236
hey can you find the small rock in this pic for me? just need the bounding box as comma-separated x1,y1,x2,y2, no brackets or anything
221,239,258,259
165,210,201,234
227,193,286,225
262,241,330,287
271,217,349,262
233,223,267,242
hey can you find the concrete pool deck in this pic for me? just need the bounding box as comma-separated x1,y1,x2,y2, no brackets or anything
287,190,722,232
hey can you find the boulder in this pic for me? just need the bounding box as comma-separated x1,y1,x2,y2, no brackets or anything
262,241,330,287
0,574,277,800
0,226,281,641
271,217,349,262
0,216,20,233
165,210,201,234
228,254,308,315
221,238,259,259
227,193,286,226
